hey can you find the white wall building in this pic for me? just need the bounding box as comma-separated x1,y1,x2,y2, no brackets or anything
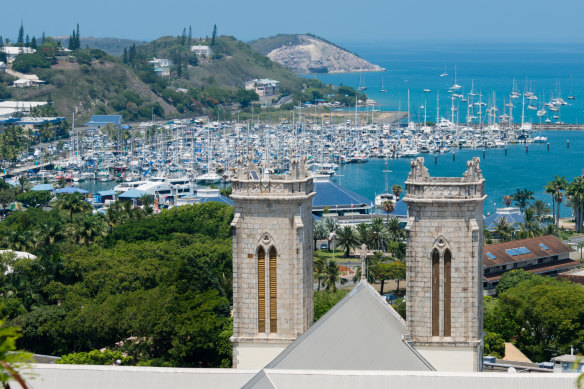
245,79,280,97
0,46,35,60
190,45,212,57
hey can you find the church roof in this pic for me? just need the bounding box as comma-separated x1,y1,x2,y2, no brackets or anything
244,282,432,389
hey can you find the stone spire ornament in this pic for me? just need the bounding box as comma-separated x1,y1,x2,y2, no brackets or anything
360,244,368,281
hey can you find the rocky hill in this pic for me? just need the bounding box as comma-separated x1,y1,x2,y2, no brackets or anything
249,34,384,74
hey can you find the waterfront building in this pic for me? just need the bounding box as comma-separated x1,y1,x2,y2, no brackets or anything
483,235,578,295
312,175,372,217
86,115,122,131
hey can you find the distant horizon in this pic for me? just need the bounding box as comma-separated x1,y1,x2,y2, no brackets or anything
4,0,584,48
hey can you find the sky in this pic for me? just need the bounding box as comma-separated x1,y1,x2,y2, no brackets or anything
3,0,584,45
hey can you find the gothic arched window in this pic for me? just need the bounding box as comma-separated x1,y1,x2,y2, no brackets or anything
444,249,452,337
258,247,266,333
269,246,277,333
431,249,440,337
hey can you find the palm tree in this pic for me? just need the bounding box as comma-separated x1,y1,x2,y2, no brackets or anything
518,208,541,238
323,259,347,292
512,188,535,212
391,184,403,201
386,217,404,242
55,193,92,222
17,176,30,193
545,176,568,227
494,217,514,242
382,200,394,223
313,255,327,291
566,177,584,233
140,193,154,215
356,223,369,246
313,220,328,250
73,214,108,245
529,200,552,222
36,219,65,247
323,217,339,251
335,225,359,258
502,195,513,207
369,217,388,252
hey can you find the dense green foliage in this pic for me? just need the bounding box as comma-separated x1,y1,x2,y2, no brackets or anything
485,275,584,362
496,269,534,295
0,202,234,367
484,332,505,359
12,53,51,73
314,290,349,321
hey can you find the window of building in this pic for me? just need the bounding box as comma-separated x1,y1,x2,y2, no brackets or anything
258,247,266,333
269,247,277,333
444,249,452,337
432,249,440,337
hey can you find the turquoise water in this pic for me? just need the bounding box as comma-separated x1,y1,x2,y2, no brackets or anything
333,131,583,217
305,42,584,124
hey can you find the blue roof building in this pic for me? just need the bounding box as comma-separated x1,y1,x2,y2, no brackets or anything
86,115,122,130
484,207,524,231
312,176,373,216
31,184,55,192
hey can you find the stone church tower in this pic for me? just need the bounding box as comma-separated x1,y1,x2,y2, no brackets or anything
230,157,315,369
403,157,486,372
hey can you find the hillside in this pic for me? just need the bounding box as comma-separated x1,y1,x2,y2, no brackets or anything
55,36,146,56
249,34,384,74
137,35,305,93
12,57,176,122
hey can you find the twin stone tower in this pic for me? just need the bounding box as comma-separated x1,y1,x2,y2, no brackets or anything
230,156,485,371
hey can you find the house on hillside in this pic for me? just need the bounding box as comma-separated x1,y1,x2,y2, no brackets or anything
244,78,280,97
483,235,578,295
190,45,212,57
148,58,171,77
86,115,122,131
0,46,35,60
0,62,6,72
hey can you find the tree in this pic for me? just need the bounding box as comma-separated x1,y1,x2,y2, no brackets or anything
58,349,133,366
54,192,92,222
355,223,369,246
545,175,568,227
518,207,541,239
368,218,388,252
382,200,394,223
30,36,37,49
493,217,514,242
386,217,404,242
391,185,403,200
313,289,348,321
211,24,217,46
236,89,259,108
17,22,24,46
484,332,505,358
529,199,551,222
313,220,328,250
323,259,346,292
0,320,32,389
567,177,584,233
71,214,108,245
15,191,52,208
122,48,128,64
496,269,534,295
313,255,327,292
17,176,30,194
512,188,534,211
335,225,358,258
323,217,338,251
502,195,513,207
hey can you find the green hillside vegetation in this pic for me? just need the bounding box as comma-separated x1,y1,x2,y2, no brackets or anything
0,200,234,367
4,25,367,122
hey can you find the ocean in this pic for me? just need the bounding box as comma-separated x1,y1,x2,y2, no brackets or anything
304,42,584,217
304,41,584,124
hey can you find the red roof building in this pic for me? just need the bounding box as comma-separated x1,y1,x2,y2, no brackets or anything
483,235,579,295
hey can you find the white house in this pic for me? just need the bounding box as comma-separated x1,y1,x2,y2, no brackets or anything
190,45,212,57
245,78,280,97
0,46,35,60
0,62,6,72
147,58,171,78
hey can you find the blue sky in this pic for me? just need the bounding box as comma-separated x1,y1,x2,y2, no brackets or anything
3,0,584,44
